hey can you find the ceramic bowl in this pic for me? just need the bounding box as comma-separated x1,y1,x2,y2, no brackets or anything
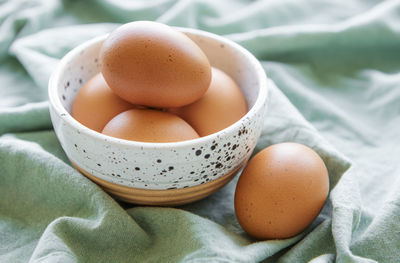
48,27,268,205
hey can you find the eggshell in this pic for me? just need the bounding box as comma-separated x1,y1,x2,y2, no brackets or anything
72,73,135,132
234,142,329,239
100,21,211,108
102,109,200,143
169,67,247,136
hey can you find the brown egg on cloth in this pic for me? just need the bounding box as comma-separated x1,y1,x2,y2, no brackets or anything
102,108,200,143
234,142,329,240
169,67,247,137
100,21,211,108
72,73,135,132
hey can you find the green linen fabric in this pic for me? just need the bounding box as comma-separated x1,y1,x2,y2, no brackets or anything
1,0,399,262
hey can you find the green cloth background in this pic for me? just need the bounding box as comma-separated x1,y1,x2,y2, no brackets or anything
1,0,400,262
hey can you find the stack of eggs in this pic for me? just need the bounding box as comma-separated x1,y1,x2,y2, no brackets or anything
49,20,269,205
72,21,247,141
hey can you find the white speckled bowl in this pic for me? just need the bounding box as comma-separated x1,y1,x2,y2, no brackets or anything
48,27,268,205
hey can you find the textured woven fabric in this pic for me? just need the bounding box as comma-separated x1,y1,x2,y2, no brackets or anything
1,1,399,262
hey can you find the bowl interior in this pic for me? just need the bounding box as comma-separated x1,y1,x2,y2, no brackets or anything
56,29,262,121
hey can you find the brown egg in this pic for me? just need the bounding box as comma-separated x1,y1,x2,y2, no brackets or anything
169,67,247,136
100,21,211,108
72,73,135,132
234,142,329,239
102,109,199,143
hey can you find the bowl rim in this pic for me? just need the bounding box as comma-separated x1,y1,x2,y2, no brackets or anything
48,26,268,150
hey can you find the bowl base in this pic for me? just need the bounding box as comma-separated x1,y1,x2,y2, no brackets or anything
70,161,245,206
